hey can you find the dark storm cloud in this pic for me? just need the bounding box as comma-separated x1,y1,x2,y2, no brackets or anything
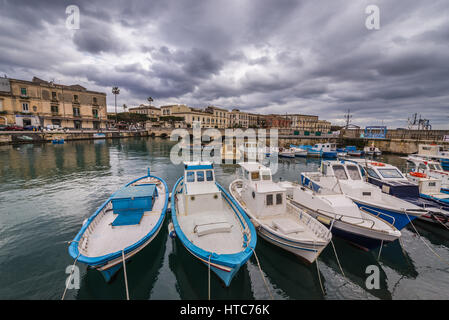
0,0,448,128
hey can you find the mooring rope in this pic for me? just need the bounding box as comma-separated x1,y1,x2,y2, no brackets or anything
431,213,449,231
208,254,211,301
405,212,449,266
330,240,346,278
313,241,325,296
250,247,274,300
377,240,384,261
61,252,80,300
122,250,130,300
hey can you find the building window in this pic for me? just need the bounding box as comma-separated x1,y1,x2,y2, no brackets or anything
73,95,78,102
52,91,57,100
0,99,3,111
51,105,59,113
20,88,27,96
22,103,29,112
74,120,82,129
92,109,98,118
93,97,97,104
73,107,80,116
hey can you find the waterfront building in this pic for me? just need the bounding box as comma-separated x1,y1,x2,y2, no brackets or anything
0,77,109,129
204,105,229,128
128,104,161,119
286,114,331,132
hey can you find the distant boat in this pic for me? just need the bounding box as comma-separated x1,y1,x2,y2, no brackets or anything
345,146,364,157
290,145,307,157
52,138,64,144
170,161,256,287
280,180,401,251
278,147,295,158
68,169,168,282
406,156,449,193
363,144,382,156
301,160,427,230
414,144,449,171
230,162,331,263
307,143,337,158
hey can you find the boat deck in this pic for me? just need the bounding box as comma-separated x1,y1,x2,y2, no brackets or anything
176,193,244,255
80,178,166,257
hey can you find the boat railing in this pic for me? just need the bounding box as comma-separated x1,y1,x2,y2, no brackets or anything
287,202,332,239
359,206,396,227
315,208,376,229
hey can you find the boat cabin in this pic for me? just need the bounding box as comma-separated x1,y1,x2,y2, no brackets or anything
407,174,441,195
238,162,286,217
181,161,223,215
407,157,443,173
313,143,336,152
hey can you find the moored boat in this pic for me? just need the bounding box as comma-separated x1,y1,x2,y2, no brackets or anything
171,161,256,287
406,156,449,193
301,160,427,230
68,169,168,282
229,162,331,263
279,181,401,250
290,145,308,157
278,147,296,158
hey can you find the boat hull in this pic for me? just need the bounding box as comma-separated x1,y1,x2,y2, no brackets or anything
351,200,419,230
256,225,325,263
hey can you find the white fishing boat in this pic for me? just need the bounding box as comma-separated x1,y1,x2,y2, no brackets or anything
278,147,295,158
229,162,331,263
406,156,449,193
406,173,449,206
363,143,382,156
301,161,427,231
413,144,449,171
170,161,257,286
279,181,401,250
289,145,308,157
68,169,168,282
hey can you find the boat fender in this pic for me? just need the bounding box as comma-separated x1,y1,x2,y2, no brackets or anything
82,218,88,226
168,222,176,239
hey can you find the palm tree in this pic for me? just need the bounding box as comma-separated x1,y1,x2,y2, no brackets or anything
148,97,153,106
112,86,120,124
123,104,128,112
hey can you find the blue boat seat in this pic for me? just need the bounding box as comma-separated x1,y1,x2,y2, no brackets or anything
112,210,145,226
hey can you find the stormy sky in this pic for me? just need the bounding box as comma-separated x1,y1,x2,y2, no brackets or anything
1,0,448,128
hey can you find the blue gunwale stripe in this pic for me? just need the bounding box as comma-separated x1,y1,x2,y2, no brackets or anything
68,174,169,266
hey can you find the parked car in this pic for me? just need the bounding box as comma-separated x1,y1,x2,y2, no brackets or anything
5,125,24,131
24,125,39,131
0,124,8,131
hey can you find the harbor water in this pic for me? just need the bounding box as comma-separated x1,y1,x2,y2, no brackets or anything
1,137,449,300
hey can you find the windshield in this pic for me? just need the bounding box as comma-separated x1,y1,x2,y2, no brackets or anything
378,168,404,179
186,171,195,182
346,165,361,180
333,165,348,180
366,168,380,179
251,171,260,181
261,170,271,180
206,170,214,181
435,164,443,170
196,171,204,182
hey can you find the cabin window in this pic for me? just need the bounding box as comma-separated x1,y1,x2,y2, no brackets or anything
276,193,282,205
333,165,348,180
362,192,371,196
266,194,273,206
428,164,435,170
428,182,436,187
347,165,361,180
186,171,195,182
378,169,403,179
196,171,204,182
418,164,427,172
244,170,250,180
261,171,271,181
366,168,380,179
206,170,214,181
435,164,442,170
251,171,260,181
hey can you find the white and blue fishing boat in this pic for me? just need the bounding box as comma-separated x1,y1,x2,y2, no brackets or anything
170,161,257,287
279,180,401,251
230,163,331,263
349,159,449,227
306,143,337,158
406,156,449,193
345,146,364,157
414,144,449,171
68,169,168,282
300,160,427,230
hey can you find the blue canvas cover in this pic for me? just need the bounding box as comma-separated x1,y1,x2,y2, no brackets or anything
111,184,157,213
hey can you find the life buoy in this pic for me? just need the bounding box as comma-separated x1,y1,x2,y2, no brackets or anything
371,162,385,166
410,172,426,178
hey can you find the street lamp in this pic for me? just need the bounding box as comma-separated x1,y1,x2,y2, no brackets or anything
112,86,120,125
